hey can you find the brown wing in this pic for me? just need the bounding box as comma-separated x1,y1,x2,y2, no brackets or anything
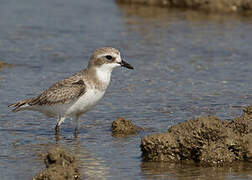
29,78,86,106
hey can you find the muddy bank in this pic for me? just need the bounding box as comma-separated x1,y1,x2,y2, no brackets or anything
112,117,143,137
141,106,252,166
33,146,80,180
116,0,252,13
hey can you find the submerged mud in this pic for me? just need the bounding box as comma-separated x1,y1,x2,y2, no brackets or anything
116,0,252,13
112,117,143,137
0,60,15,69
141,106,252,166
33,146,80,180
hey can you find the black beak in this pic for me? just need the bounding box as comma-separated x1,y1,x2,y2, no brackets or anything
119,60,134,69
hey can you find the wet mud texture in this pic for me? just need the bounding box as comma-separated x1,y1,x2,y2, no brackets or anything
141,106,252,166
116,0,252,13
33,146,80,180
112,117,143,137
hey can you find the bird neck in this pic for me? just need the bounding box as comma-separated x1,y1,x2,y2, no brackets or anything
94,66,112,87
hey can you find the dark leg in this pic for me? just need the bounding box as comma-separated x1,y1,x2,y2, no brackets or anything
55,124,60,134
74,128,78,138
74,116,80,138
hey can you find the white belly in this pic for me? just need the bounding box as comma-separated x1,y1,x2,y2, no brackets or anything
65,88,105,117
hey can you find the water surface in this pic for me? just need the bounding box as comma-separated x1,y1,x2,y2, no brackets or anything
0,0,252,179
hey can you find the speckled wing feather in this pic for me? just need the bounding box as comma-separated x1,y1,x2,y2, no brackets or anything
29,74,86,106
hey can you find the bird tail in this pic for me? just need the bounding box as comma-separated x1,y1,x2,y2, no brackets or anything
8,99,33,112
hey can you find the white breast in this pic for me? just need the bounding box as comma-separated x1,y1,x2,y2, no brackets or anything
65,88,105,117
95,65,112,86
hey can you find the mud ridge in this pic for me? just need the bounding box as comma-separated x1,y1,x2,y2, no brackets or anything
116,0,252,13
33,146,80,180
112,117,143,137
141,106,252,166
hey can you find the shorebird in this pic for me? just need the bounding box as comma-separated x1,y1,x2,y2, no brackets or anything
8,47,134,135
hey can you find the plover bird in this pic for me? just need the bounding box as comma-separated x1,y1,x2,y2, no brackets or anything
8,47,134,135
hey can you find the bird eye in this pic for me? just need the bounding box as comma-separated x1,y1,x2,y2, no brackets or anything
105,55,112,60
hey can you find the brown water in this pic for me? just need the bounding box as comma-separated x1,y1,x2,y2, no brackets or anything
0,0,252,179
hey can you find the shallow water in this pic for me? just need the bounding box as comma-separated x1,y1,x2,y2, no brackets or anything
0,0,252,179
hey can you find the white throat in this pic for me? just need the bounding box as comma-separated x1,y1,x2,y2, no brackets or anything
95,65,113,86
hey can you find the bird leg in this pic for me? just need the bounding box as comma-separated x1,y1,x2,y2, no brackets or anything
74,116,80,138
55,117,65,134
55,125,59,134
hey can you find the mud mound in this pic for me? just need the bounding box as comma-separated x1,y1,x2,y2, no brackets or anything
141,106,252,166
112,117,143,137
117,0,252,13
33,146,80,180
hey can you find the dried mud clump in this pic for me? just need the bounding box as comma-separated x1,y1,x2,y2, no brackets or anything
112,117,143,137
33,146,80,180
141,106,252,166
117,0,252,13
